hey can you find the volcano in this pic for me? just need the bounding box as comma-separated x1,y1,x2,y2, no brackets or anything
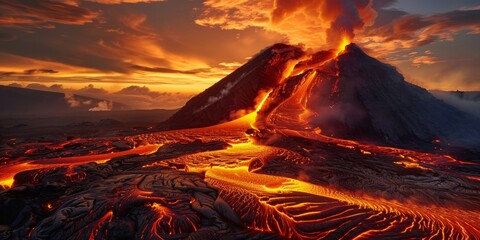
165,43,480,149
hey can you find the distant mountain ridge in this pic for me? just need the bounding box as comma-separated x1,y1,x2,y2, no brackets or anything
0,85,130,117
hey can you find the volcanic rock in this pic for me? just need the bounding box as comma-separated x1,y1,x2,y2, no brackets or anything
164,44,305,129
166,43,480,148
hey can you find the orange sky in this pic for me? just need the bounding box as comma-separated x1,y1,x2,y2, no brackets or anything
0,0,479,109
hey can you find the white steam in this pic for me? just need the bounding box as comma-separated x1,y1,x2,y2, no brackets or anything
89,101,113,111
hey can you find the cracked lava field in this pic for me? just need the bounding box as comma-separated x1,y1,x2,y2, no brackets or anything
1,108,479,239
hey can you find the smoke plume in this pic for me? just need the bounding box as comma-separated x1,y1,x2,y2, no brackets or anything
196,0,377,49
89,101,113,111
64,92,81,108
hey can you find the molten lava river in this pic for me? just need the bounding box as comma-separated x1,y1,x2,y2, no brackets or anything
1,104,480,239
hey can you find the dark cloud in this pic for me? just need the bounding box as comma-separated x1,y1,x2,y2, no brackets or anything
116,85,162,98
26,83,64,92
372,0,397,9
370,8,408,27
0,32,16,41
0,0,99,29
77,84,109,95
131,65,209,74
86,0,165,4
360,8,480,53
0,72,15,77
0,69,58,78
23,69,58,74
113,85,192,109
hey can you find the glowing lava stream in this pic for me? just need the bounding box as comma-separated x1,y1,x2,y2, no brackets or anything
201,162,480,238
0,144,162,188
239,90,273,130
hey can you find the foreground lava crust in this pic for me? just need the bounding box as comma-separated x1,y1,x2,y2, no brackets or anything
1,44,480,239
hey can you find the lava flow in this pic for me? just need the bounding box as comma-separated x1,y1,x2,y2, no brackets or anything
0,143,161,189
1,42,479,240
335,35,351,56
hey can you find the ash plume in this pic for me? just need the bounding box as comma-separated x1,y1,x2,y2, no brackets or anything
196,0,377,49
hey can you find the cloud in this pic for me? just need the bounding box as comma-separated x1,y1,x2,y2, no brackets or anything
371,0,397,9
131,65,207,74
219,62,243,68
116,85,162,98
89,13,211,73
77,84,109,96
26,83,64,92
86,0,164,4
89,101,112,111
0,68,58,78
12,83,192,109
0,0,99,29
196,0,478,57
0,72,15,77
432,91,480,117
23,69,58,74
195,0,377,49
64,92,81,108
359,8,480,54
113,85,193,109
412,56,440,66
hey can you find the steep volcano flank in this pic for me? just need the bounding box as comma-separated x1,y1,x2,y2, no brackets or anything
165,43,480,148
163,44,305,129
258,44,480,147
255,51,337,130
316,44,480,146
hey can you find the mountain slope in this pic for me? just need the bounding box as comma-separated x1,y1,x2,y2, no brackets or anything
163,44,305,129
164,43,480,148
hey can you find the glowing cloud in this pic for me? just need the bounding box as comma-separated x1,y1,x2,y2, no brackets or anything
89,101,112,111
195,0,377,49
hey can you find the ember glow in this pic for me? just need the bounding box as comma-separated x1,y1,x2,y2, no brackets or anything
336,35,351,56
1,1,480,239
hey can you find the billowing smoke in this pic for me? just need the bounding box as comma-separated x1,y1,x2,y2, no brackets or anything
322,0,376,46
89,101,113,111
64,93,81,108
196,0,377,49
64,92,94,108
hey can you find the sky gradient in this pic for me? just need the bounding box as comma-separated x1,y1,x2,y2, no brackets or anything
0,0,479,109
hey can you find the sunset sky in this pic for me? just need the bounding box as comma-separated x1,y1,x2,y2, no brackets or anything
0,0,479,109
